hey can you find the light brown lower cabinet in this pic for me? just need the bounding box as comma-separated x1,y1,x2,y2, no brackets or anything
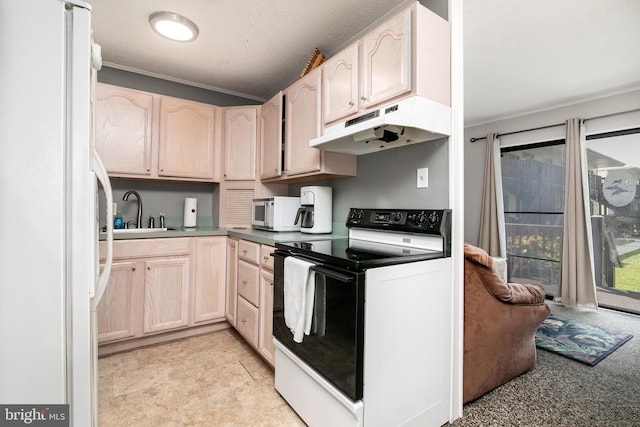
230,240,276,367
236,296,259,348
192,237,227,324
258,269,275,366
143,257,190,334
225,238,238,326
97,237,227,349
97,260,143,343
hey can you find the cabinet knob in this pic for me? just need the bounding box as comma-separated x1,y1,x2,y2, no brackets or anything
241,319,247,324
132,267,136,272
361,96,367,101
242,280,247,285
146,168,150,172
147,266,151,271
242,249,247,255
348,101,354,106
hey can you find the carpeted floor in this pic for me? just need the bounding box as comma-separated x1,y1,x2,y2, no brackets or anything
450,301,640,426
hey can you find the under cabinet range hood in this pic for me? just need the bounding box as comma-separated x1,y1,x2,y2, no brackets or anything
310,96,451,156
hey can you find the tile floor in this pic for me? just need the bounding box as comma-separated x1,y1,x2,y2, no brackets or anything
98,328,306,426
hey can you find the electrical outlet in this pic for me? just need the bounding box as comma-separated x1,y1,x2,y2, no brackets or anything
417,167,428,188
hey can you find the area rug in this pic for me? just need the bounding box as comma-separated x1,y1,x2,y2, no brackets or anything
535,313,633,366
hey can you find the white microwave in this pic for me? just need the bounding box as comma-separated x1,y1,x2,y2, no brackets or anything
251,197,301,231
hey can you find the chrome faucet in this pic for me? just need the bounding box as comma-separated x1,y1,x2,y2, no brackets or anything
122,190,143,229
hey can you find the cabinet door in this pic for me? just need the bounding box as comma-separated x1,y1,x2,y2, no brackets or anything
143,257,190,334
258,270,275,367
158,96,216,180
224,107,257,181
193,237,227,324
260,92,283,179
323,44,359,124
95,83,154,176
285,71,322,176
361,7,412,109
97,261,143,343
225,238,238,326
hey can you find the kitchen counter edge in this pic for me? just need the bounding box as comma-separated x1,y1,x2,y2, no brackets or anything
99,227,347,246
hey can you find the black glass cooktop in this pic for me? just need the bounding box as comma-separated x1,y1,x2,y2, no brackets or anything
275,238,445,272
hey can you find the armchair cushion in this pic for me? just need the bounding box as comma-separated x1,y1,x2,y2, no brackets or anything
464,242,545,305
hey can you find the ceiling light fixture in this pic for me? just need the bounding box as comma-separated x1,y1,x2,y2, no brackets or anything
149,11,199,42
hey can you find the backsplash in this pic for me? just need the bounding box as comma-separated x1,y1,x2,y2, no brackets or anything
98,178,216,228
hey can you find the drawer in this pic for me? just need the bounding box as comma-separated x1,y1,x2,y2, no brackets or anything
260,245,275,271
236,297,259,348
237,260,260,306
238,239,260,264
100,238,191,260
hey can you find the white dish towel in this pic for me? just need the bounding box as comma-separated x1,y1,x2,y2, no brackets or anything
284,256,316,343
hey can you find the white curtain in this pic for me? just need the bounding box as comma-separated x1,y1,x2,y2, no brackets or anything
478,133,506,257
555,118,598,307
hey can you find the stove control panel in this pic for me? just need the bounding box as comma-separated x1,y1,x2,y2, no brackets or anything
347,208,451,235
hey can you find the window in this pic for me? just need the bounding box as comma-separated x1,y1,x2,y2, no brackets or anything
587,128,640,314
501,141,565,295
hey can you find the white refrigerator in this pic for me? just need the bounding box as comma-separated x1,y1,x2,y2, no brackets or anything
0,1,113,426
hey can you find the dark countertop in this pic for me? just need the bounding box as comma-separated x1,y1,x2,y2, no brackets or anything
100,225,347,246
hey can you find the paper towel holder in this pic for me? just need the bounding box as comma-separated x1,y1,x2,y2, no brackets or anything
183,197,198,228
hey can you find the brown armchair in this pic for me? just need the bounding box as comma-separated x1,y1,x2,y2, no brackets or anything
463,243,551,403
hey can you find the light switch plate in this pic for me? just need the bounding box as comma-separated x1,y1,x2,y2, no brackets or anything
417,167,428,188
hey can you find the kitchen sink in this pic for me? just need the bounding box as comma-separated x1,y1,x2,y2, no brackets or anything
113,228,168,234
100,227,187,235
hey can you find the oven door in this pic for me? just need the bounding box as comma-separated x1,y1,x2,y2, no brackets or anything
272,250,365,401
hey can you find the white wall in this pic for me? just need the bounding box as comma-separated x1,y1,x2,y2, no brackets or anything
464,89,640,244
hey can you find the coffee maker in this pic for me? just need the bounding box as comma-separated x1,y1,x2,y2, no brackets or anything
295,186,332,234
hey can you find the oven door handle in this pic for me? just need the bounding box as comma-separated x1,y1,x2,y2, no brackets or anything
310,265,354,283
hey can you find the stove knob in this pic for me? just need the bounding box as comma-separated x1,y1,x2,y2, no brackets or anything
391,212,403,223
415,211,427,225
427,211,440,228
350,209,365,222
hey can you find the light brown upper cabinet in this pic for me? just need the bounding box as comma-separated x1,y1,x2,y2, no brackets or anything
158,96,219,180
260,92,283,180
322,3,450,126
285,70,323,177
261,69,356,182
95,83,154,176
95,83,222,182
322,44,359,124
360,6,412,110
223,106,259,181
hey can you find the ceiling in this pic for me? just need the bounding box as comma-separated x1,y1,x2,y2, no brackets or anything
87,0,640,127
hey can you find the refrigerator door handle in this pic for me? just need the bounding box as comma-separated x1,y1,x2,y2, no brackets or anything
91,149,112,309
